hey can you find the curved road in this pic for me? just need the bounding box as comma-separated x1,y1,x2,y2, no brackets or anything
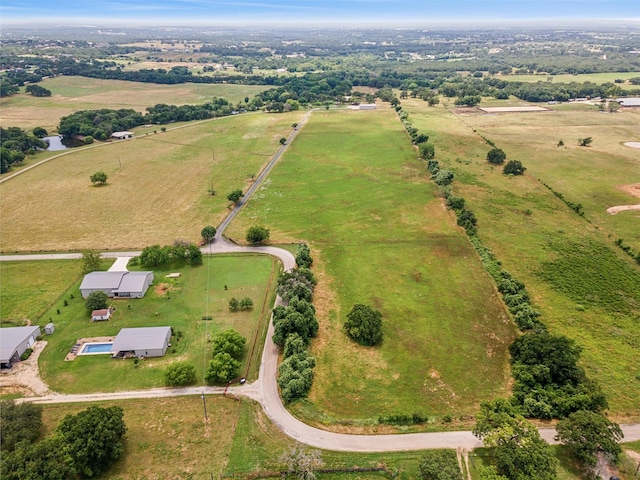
4,107,640,452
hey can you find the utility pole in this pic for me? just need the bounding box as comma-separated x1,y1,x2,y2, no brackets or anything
201,391,208,421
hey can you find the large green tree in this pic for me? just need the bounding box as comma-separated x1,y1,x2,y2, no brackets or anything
227,189,244,203
211,329,246,360
206,352,240,383
201,225,217,244
246,225,270,244
81,249,102,274
85,290,108,313
56,406,127,478
163,361,197,387
344,304,383,346
503,160,526,176
0,400,43,452
555,410,623,472
487,148,506,165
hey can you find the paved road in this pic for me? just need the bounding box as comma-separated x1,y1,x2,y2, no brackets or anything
5,109,640,452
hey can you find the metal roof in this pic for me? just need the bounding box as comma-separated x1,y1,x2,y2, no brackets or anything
114,272,152,294
80,272,126,290
0,326,41,363
112,327,171,353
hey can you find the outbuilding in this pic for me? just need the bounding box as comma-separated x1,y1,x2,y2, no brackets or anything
91,307,114,321
111,326,172,358
80,271,154,299
0,326,41,366
112,131,134,140
44,323,55,334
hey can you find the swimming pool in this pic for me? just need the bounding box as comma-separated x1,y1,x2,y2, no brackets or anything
78,342,113,355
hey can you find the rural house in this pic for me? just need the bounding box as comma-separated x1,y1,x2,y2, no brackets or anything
111,326,172,358
80,271,154,299
0,326,41,366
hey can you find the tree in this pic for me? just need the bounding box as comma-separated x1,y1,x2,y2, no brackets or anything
419,142,436,160
205,352,240,383
25,84,52,97
163,361,197,386
246,225,270,244
84,135,94,145
503,160,526,176
280,446,324,480
344,304,383,346
487,148,506,165
85,291,108,313
578,137,593,147
433,169,454,186
201,225,216,244
279,137,287,145
56,406,127,478
0,400,43,453
295,243,313,268
81,249,102,274
227,189,243,203
473,399,557,480
212,329,246,360
418,450,463,480
32,127,48,138
278,349,316,402
555,410,623,472
229,297,239,311
1,436,77,480
240,297,254,310
90,171,108,185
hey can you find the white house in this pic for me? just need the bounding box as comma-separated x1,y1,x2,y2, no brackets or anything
80,271,154,299
91,307,114,321
112,131,134,140
111,327,172,358
0,326,41,365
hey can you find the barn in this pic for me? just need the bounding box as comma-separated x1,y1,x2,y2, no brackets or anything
80,271,154,299
112,131,135,140
111,327,172,358
0,326,41,366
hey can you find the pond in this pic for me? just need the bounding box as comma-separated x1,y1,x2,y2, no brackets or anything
43,135,67,151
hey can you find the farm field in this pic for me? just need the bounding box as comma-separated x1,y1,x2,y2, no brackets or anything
401,98,640,420
0,110,305,253
0,75,268,131
227,107,518,426
3,254,279,394
496,71,640,89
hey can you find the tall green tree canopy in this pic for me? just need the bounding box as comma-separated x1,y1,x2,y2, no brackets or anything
344,304,383,346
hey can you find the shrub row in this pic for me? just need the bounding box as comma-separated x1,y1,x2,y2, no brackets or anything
378,412,429,426
615,238,640,265
540,180,586,217
135,241,203,268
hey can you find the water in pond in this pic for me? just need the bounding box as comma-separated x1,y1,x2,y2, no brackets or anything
43,135,67,151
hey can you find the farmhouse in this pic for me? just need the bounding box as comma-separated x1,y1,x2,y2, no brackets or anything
0,326,41,366
111,326,172,358
80,271,154,299
112,131,134,140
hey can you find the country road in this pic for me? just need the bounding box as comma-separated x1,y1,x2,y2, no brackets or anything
3,106,640,453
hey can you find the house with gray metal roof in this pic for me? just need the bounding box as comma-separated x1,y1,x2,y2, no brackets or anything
79,271,154,299
111,327,171,358
0,326,41,365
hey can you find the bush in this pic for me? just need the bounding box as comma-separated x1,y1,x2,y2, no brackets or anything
163,361,196,386
239,297,253,310
229,297,239,311
19,348,33,361
503,160,526,175
246,225,270,244
487,148,506,165
418,450,463,480
344,304,383,346
295,243,313,268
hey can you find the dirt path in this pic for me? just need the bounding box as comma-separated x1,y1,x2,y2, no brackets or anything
0,341,51,396
607,204,640,214
607,184,640,215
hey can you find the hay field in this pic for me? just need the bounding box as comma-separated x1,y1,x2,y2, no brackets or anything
227,107,517,423
0,111,305,253
0,76,268,131
402,98,640,419
496,71,640,89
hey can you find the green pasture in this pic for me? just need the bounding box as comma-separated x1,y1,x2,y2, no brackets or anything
21,254,279,393
495,71,640,89
227,107,517,425
0,111,305,253
401,98,640,419
0,75,268,131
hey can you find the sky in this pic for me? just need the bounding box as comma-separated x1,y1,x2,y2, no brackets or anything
1,0,638,27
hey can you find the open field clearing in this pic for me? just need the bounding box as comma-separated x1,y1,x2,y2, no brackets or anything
0,255,277,394
402,98,640,420
227,108,517,426
495,72,640,89
0,111,304,253
0,76,268,131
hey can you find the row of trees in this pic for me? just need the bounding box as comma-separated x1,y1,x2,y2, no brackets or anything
137,241,203,268
1,401,127,480
0,126,47,173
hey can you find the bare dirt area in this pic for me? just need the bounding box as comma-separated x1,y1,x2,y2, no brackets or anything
0,341,52,396
479,106,551,113
607,183,640,215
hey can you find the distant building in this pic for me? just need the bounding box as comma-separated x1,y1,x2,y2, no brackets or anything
111,327,172,358
112,131,134,140
80,271,154,299
0,326,41,366
358,103,377,110
91,307,114,322
617,97,640,108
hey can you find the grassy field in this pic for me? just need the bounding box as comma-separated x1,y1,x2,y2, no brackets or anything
227,107,517,426
0,111,305,253
0,76,268,131
11,254,279,393
400,98,640,420
495,72,640,89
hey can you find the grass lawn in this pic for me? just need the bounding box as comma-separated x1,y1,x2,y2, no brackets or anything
0,111,305,253
31,254,278,393
227,107,517,427
400,98,640,420
0,76,268,131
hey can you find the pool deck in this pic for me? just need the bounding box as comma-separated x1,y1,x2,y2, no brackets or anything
65,336,115,361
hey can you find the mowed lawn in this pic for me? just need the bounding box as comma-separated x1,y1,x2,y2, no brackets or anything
22,254,279,394
227,108,517,423
401,98,640,419
0,111,304,253
0,75,268,131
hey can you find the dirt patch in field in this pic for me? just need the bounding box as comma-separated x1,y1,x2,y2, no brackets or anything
479,106,550,113
154,282,180,296
0,341,52,396
607,184,640,214
623,142,640,149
